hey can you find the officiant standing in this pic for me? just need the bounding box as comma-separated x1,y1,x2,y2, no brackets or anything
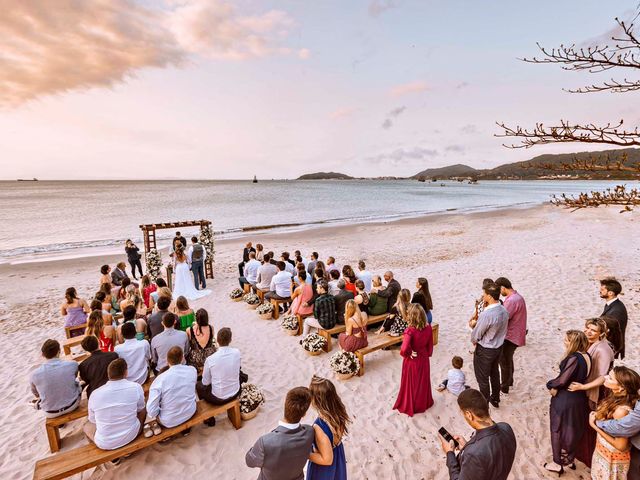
188,236,207,290
125,240,143,280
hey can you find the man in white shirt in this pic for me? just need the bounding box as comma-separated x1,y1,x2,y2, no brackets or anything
282,252,296,275
239,251,261,289
197,328,242,426
115,322,151,384
326,256,339,273
255,252,278,293
147,346,197,428
84,358,146,450
150,313,189,373
265,261,293,301
356,260,373,293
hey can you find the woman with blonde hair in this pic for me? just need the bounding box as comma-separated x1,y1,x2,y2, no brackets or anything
120,285,147,318
306,376,349,479
543,330,591,474
86,310,117,352
376,288,411,336
338,300,368,352
393,304,434,416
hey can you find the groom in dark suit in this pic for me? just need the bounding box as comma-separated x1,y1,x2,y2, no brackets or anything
600,277,629,359
238,242,256,277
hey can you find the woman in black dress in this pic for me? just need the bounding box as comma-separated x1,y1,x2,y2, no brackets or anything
411,277,433,324
544,330,591,475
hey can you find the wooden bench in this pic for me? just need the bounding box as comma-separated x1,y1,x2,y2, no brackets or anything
61,352,89,364
317,314,387,352
64,324,86,339
62,335,86,355
34,399,241,480
354,323,439,376
45,376,154,453
269,297,291,320
243,283,251,294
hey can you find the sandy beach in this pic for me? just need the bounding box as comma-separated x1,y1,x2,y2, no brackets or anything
2,204,639,480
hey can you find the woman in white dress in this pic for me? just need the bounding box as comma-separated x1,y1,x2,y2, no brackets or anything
172,246,211,301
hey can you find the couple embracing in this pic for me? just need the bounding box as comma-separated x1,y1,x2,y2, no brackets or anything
172,236,210,300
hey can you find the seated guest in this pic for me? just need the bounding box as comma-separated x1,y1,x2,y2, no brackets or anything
94,291,112,317
367,276,388,316
293,262,307,286
326,256,339,273
186,309,218,370
117,305,147,342
265,261,293,305
377,289,411,336
139,275,157,308
100,265,112,287
239,251,261,289
197,328,243,426
100,282,118,314
327,269,341,296
342,265,358,296
79,335,119,398
84,358,146,450
116,277,132,304
412,277,433,324
333,279,354,325
255,252,278,293
30,339,82,417
281,252,296,274
287,271,314,318
356,260,373,293
115,322,151,385
238,242,256,277
255,243,264,262
246,387,333,478
111,262,129,287
90,298,113,326
376,271,401,313
338,300,368,352
307,251,319,276
148,278,168,308
302,280,337,336
86,310,116,352
147,346,197,428
61,287,90,336
439,388,516,480
354,280,369,314
175,296,195,331
151,313,189,374
120,284,147,318
147,296,171,339
315,261,329,281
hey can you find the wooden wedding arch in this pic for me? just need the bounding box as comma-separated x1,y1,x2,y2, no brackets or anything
139,220,214,282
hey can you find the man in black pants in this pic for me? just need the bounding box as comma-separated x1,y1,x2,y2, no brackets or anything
238,242,256,277
125,240,143,279
600,277,628,359
471,283,509,408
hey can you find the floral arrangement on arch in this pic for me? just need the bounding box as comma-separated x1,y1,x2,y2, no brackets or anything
280,314,299,331
243,293,261,305
239,383,265,414
145,248,163,281
229,288,244,300
330,351,360,375
301,333,327,353
199,225,215,263
256,302,274,314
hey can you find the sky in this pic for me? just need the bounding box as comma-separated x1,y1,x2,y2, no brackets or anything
0,0,638,180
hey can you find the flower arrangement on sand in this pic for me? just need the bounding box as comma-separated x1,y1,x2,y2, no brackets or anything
229,288,244,300
281,314,299,332
301,333,327,355
243,293,260,306
239,383,265,419
199,225,215,264
256,302,274,318
145,248,163,281
330,351,360,379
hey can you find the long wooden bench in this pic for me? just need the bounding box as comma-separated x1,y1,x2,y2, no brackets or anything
354,323,440,376
45,376,154,453
34,399,241,480
62,335,86,356
317,314,387,352
64,324,86,339
269,297,291,320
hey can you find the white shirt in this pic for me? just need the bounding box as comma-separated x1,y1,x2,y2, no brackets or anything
187,244,207,263
115,339,151,385
270,271,293,298
356,270,373,293
278,420,301,430
243,259,261,283
606,297,618,306
328,280,340,296
146,364,197,428
202,346,241,399
284,262,295,275
446,368,467,396
89,379,145,450
326,264,339,273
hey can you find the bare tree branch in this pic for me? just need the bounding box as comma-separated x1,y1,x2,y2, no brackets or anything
551,185,640,212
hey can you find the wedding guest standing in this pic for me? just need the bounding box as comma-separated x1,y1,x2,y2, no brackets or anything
79,336,118,398
393,305,434,416
411,278,433,324
186,309,217,370
543,330,591,475
471,283,508,408
61,287,90,336
439,389,516,480
495,277,527,394
237,242,255,277
125,240,143,280
188,236,207,290
600,277,628,359
376,271,401,313
338,300,368,352
307,376,350,480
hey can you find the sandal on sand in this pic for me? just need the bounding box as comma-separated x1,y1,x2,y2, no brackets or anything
143,424,153,438
151,421,162,436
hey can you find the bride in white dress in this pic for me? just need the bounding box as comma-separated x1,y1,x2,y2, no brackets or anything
172,245,211,301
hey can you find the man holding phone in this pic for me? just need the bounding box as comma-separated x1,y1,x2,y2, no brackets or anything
438,389,516,480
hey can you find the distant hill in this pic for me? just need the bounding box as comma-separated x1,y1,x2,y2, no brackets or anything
411,164,478,179
297,172,354,180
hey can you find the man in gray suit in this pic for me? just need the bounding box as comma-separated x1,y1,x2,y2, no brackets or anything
246,387,330,479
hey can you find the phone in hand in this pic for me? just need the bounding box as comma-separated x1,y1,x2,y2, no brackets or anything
438,427,459,449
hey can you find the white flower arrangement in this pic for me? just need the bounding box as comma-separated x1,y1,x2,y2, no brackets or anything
145,248,163,281
199,225,215,264
229,288,244,299
301,333,327,353
239,383,264,414
256,302,274,314
243,293,261,305
330,351,360,375
280,314,299,331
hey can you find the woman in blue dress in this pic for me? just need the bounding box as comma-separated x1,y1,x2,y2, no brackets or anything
307,376,350,479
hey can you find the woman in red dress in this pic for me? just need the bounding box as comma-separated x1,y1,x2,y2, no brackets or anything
393,304,434,416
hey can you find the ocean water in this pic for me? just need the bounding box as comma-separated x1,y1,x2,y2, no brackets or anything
0,179,635,263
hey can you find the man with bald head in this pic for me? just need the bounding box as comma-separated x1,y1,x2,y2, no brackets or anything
376,271,401,313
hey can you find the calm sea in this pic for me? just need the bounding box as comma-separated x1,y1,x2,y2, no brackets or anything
0,179,635,263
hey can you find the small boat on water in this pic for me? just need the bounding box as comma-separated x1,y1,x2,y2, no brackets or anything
252,175,258,183
17,178,38,181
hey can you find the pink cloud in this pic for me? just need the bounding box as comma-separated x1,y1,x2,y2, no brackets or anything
390,80,428,97
330,107,357,119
